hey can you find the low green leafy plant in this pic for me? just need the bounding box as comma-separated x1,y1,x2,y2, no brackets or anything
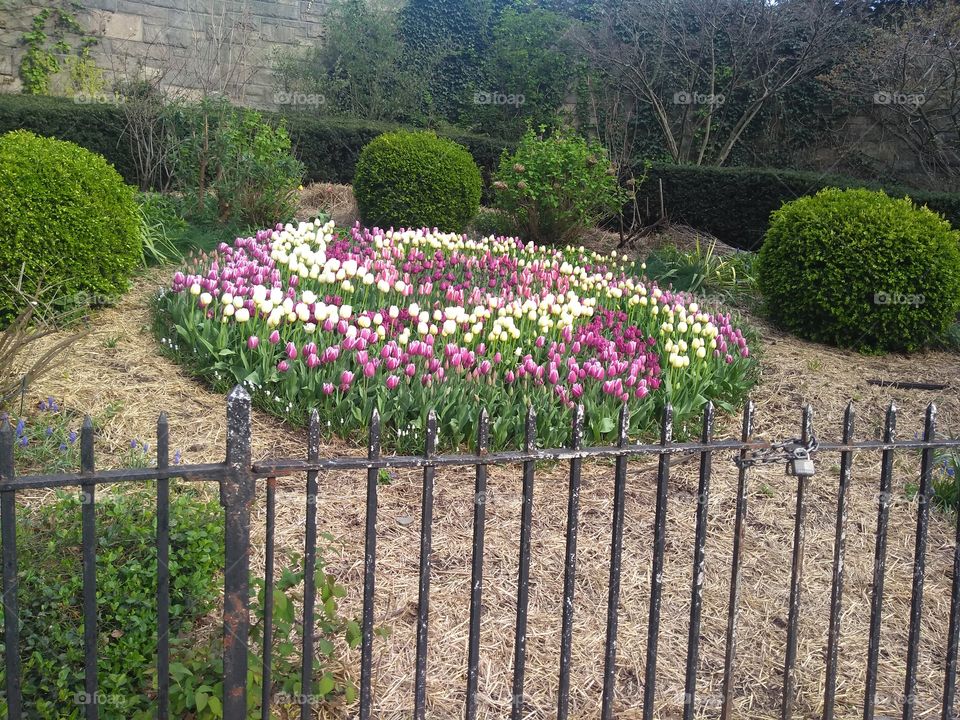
0,487,223,719
641,240,758,308
172,99,304,229
468,206,518,239
152,546,360,719
758,188,960,352
493,127,628,245
353,130,482,232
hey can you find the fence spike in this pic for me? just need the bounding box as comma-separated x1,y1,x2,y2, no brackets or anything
466,408,490,718
80,413,97,720
823,401,855,720
156,411,170,720
617,403,629,447
414,408,438,719
524,405,537,452
426,409,438,457
558,401,584,720
683,401,714,720
904,403,937,720
721,398,754,720
360,406,381,719
301,409,321,720
865,401,897,720
513,405,537,719
0,413,21,718
477,408,490,453
643,402,673,720
783,403,813,720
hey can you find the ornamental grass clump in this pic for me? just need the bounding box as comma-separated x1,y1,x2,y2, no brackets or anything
157,221,756,451
758,187,960,352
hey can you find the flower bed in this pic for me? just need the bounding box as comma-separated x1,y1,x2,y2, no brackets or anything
156,221,755,450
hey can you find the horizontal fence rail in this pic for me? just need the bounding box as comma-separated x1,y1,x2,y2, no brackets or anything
0,386,959,719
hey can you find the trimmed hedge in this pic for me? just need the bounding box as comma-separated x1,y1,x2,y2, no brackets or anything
758,188,960,352
0,94,509,195
354,130,482,231
634,163,960,249
0,130,141,323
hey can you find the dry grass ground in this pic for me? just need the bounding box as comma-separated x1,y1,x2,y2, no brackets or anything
9,253,960,719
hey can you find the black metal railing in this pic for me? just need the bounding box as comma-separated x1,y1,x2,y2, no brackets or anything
1,386,960,719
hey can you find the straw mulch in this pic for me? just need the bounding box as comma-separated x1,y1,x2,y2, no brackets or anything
10,265,960,720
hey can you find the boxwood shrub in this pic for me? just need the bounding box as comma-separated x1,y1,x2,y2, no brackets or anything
353,130,482,231
757,187,960,352
0,130,141,323
633,163,960,250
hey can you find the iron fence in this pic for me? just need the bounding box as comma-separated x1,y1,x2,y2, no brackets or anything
1,386,959,719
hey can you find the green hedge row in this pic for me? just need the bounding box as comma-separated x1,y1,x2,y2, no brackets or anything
634,163,960,250
0,94,509,194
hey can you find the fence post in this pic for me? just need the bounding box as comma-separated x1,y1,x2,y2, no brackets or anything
222,386,254,717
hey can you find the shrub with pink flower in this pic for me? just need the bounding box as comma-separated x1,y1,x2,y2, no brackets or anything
156,219,756,450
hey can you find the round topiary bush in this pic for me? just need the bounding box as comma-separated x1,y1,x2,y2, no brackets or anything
757,187,960,352
353,130,482,232
0,130,141,323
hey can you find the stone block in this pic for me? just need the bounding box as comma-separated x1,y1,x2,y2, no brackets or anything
86,10,144,42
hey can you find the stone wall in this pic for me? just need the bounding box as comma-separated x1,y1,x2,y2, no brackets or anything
0,0,332,107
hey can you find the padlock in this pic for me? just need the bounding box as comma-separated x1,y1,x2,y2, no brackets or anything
786,448,815,477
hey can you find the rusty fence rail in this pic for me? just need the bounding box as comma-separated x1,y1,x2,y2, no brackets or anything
1,386,960,719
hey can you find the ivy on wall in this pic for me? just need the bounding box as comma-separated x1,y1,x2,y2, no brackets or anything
19,1,99,95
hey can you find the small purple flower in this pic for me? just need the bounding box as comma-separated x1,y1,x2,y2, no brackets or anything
68,430,77,444
130,439,138,449
45,427,53,437
59,443,68,452
18,436,28,448
174,450,182,465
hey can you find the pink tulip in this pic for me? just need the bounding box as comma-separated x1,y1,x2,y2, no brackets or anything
386,375,399,390
322,383,335,395
277,360,289,373
286,342,298,360
306,354,320,369
269,330,280,345
247,336,260,350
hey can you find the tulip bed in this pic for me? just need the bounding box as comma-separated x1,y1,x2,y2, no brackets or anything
155,221,756,451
